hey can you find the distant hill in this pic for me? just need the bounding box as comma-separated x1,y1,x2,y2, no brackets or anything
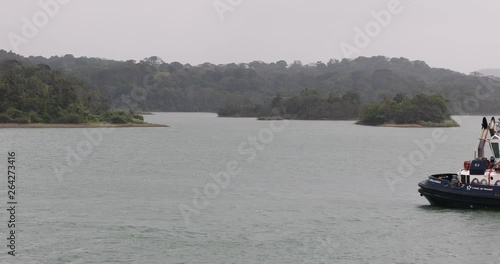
478,69,500,78
2,50,500,115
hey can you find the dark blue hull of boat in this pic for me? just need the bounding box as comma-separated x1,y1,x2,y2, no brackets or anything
418,175,500,209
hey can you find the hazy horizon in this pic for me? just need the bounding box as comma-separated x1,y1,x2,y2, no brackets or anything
1,0,500,73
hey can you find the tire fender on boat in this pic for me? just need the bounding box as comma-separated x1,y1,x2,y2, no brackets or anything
495,180,500,186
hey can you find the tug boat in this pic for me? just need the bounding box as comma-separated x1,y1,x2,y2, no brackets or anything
418,117,500,209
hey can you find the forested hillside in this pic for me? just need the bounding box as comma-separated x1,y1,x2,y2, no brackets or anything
1,50,500,115
0,60,144,124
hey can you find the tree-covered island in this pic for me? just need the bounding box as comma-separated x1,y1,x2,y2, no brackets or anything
218,88,361,120
0,60,165,127
356,93,459,127
218,89,458,127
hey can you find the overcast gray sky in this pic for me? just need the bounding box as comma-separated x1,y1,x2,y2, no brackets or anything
1,0,499,73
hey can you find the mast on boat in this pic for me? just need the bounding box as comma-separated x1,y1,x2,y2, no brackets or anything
478,117,496,158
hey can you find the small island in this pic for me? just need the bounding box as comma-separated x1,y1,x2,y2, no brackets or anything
218,88,360,121
217,88,458,127
356,93,459,127
0,61,166,128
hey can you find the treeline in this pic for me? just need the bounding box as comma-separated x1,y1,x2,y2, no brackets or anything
218,89,361,120
2,50,500,115
0,60,144,124
357,93,456,126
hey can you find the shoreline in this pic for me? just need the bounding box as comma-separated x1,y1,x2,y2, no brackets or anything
358,122,460,128
356,118,460,128
0,123,168,128
380,123,424,128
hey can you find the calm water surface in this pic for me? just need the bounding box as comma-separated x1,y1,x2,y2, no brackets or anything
1,113,499,264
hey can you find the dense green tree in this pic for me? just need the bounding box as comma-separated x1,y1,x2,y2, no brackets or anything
220,89,362,120
358,93,454,126
0,60,143,124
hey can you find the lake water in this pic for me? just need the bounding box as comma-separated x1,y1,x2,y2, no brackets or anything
1,113,500,264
